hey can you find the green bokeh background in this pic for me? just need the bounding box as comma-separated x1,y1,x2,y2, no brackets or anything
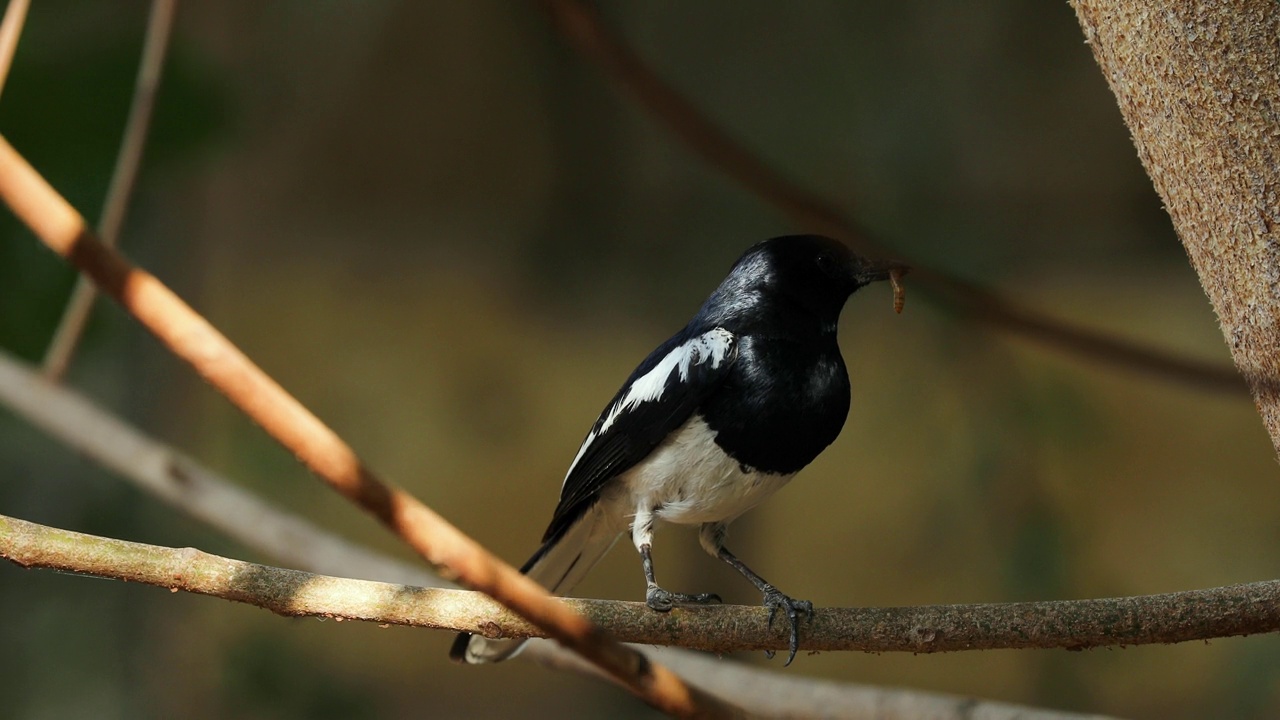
2,2,1277,718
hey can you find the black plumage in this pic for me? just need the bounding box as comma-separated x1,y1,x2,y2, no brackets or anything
452,234,902,666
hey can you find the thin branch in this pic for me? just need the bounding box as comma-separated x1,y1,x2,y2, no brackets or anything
0,513,476,628
0,135,737,720
544,648,1118,720
0,514,1120,720
0,348,426,586
535,0,1245,396
0,0,30,100
0,346,1113,720
5,512,1278,657
42,0,178,381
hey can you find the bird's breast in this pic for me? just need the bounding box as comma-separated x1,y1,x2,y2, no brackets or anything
700,335,851,474
620,414,795,526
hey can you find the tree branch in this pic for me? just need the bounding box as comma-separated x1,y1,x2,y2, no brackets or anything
1068,1,1280,452
5,512,1278,658
0,345,1114,719
535,0,1245,396
0,347,426,586
546,647,1117,720
0,135,737,720
0,0,30,100
42,0,179,381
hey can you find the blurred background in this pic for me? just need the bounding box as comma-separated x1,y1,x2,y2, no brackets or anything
1,1,1277,718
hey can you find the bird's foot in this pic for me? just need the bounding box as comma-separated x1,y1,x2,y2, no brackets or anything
645,585,722,612
762,586,812,666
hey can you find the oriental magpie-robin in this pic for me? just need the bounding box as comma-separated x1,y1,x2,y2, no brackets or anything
451,234,902,666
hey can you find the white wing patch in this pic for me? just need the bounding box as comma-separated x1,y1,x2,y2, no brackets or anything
601,328,735,434
563,327,735,486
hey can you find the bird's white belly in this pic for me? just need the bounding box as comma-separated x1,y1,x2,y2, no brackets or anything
620,415,795,526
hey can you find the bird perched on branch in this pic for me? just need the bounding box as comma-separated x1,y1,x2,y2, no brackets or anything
451,234,904,666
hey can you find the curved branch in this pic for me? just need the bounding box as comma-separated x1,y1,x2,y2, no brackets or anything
0,136,734,720
4,513,1277,658
43,0,179,381
535,0,1245,396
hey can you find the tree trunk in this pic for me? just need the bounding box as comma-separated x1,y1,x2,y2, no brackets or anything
1069,1,1280,453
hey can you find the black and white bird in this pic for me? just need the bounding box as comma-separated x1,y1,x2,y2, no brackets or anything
451,234,902,666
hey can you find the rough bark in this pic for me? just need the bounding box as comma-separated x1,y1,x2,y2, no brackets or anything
1069,1,1280,451
7,511,1280,658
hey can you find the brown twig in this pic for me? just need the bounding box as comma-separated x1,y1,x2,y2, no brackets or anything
546,647,1117,720
0,347,427,586
0,135,739,720
5,512,1278,658
536,0,1245,396
42,0,178,381
0,0,30,100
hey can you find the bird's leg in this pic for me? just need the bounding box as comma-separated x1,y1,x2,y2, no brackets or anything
639,544,721,611
633,505,720,612
699,522,812,666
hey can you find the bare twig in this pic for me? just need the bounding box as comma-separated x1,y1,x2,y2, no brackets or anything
0,0,30,100
42,0,178,381
5,512,1279,657
0,346,1115,720
544,648,1118,720
0,135,738,720
0,348,426,586
536,0,1245,396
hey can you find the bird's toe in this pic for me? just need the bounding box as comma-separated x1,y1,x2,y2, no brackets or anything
646,586,722,612
761,586,812,666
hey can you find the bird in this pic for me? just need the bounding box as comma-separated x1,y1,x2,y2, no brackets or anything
451,234,903,666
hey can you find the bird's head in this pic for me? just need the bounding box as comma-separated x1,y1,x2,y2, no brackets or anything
704,234,906,331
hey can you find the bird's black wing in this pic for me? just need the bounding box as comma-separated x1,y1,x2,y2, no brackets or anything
542,326,738,544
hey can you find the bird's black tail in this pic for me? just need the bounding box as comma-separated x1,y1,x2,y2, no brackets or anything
449,508,620,664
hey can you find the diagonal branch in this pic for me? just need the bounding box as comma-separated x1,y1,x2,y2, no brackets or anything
542,647,1117,720
0,0,30,100
535,0,1245,396
42,0,179,381
5,512,1278,657
0,135,737,720
1068,1,1280,453
0,347,424,586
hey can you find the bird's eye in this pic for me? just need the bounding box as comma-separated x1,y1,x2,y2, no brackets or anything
815,253,838,277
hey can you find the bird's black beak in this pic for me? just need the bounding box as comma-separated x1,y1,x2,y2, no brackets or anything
854,258,910,285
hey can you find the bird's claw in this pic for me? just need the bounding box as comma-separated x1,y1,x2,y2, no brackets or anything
646,585,722,612
762,586,812,666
